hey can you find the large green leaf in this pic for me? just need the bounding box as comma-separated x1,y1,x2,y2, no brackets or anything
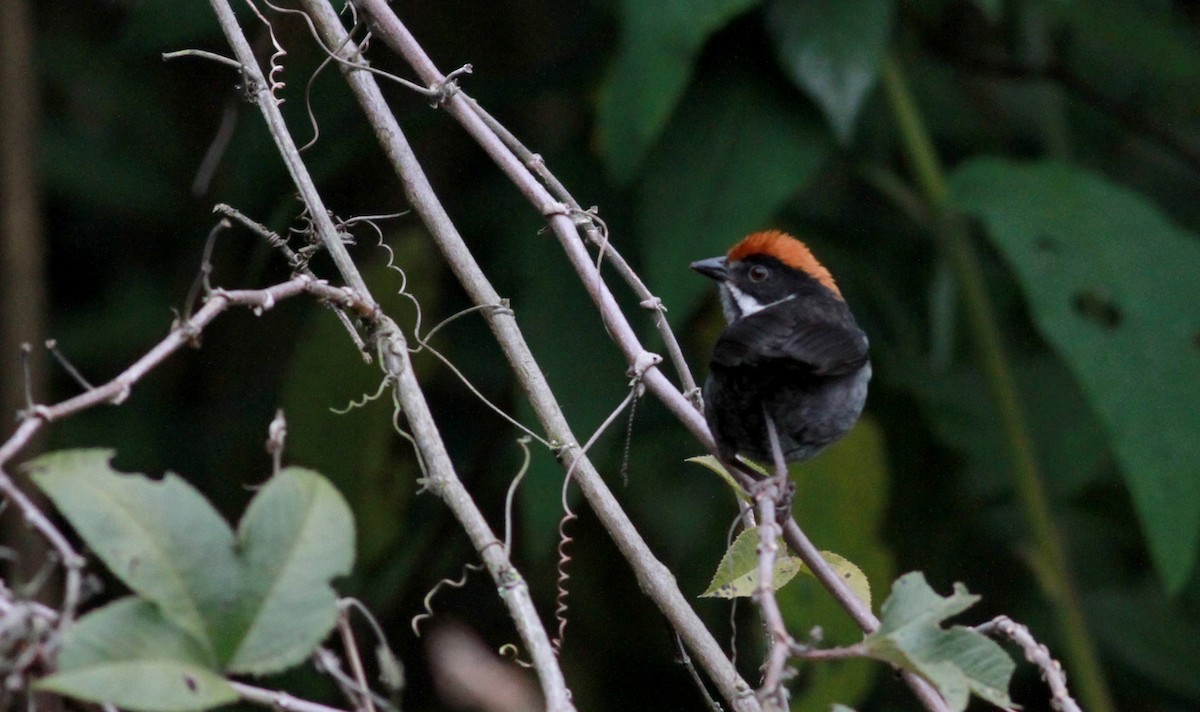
948,157,1200,591
26,450,239,655
37,598,237,712
864,573,1015,712
766,0,894,142
638,71,831,325
228,467,355,673
27,451,355,676
597,0,762,181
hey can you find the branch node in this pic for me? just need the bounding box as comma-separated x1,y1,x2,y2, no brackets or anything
524,153,545,172
109,382,132,406
638,296,667,313
254,291,277,315
426,63,473,108
540,200,571,219
549,440,573,462
18,404,53,424
629,350,663,381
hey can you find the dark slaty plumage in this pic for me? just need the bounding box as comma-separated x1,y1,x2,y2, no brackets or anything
692,232,871,465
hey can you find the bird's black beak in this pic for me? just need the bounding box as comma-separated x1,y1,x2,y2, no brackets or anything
690,256,728,282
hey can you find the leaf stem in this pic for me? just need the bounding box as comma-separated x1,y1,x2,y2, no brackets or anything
880,54,1115,712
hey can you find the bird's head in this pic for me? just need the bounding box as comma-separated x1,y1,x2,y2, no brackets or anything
691,230,842,323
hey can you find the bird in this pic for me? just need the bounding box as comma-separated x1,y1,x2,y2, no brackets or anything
691,230,871,468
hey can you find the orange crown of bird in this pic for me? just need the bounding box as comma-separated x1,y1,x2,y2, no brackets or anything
726,230,841,298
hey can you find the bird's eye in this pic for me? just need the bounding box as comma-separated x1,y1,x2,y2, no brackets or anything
749,265,769,282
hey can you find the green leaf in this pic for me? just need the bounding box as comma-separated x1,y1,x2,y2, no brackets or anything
25,450,240,655
767,0,894,142
598,0,762,181
796,550,871,610
639,71,831,325
864,572,1015,712
700,527,804,598
227,467,355,674
38,598,237,712
27,451,356,675
948,157,1200,591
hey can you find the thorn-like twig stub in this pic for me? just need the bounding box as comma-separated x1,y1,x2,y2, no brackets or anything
45,340,95,392
19,343,36,411
266,409,287,474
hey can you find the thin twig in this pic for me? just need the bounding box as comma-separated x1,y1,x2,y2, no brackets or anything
0,276,373,472
162,48,243,70
791,642,867,662
208,0,370,298
754,416,792,709
336,612,377,712
676,632,725,712
44,339,94,391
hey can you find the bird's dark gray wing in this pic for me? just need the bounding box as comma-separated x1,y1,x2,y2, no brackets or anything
712,306,868,376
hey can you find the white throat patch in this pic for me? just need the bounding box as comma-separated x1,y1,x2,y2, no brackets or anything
720,285,795,321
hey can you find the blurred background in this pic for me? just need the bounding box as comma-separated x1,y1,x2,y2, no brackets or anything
2,0,1199,710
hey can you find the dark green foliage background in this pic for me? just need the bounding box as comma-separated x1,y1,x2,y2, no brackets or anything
17,0,1200,710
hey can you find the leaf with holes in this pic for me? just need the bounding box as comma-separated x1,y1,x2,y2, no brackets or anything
948,158,1200,591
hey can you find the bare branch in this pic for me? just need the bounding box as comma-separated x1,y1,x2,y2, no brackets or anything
207,5,571,705
299,2,759,708
753,418,794,709
978,616,1082,712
